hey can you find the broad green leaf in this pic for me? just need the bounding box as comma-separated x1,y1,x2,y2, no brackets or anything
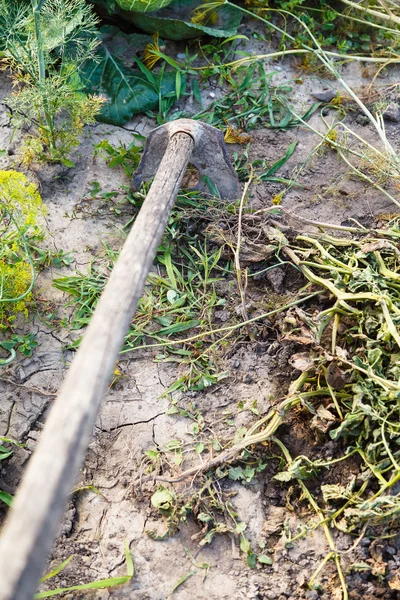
195,442,205,454
229,466,244,481
117,0,173,11
151,487,174,511
82,26,178,125
128,0,242,41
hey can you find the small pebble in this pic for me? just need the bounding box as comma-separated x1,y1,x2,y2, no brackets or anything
360,537,371,546
311,89,336,102
383,102,400,122
209,92,216,99
242,373,253,384
305,591,320,600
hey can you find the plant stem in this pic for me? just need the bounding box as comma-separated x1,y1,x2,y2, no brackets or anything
272,437,348,599
31,0,56,153
31,2,45,83
338,0,400,25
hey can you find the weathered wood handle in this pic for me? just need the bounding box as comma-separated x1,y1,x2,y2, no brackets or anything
0,132,195,600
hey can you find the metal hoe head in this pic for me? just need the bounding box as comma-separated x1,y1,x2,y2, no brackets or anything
131,119,241,200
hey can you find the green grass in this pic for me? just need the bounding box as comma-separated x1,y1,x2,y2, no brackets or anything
53,189,238,393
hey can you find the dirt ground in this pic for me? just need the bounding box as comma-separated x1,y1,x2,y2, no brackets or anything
1,22,400,600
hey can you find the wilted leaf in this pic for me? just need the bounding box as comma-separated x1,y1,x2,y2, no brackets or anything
310,406,336,433
389,574,400,591
289,352,314,372
326,361,348,390
321,479,355,503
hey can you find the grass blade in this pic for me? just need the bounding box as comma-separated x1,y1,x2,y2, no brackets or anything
263,142,298,177
40,556,75,583
0,491,13,507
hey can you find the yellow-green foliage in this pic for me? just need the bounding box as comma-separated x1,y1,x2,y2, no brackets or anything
0,170,43,328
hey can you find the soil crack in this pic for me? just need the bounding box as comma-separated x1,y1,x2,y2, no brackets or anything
95,411,165,433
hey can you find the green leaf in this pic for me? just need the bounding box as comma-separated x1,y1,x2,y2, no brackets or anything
195,442,205,454
170,570,196,594
35,541,133,597
192,79,202,106
228,466,244,481
0,450,13,461
258,555,273,565
60,158,75,168
151,487,174,511
40,556,75,583
34,576,132,598
240,537,251,554
128,0,242,41
235,521,247,534
163,251,178,289
0,491,13,507
247,552,257,569
156,319,200,335
0,340,16,351
116,0,173,11
82,27,178,126
261,142,298,178
125,540,134,577
175,70,182,100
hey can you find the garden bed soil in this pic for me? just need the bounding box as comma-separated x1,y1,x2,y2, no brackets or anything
1,30,400,600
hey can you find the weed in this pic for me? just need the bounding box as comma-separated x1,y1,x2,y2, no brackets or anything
34,540,134,598
0,437,23,507
93,139,142,178
192,61,320,130
0,170,44,363
137,213,400,593
1,0,104,165
54,189,235,392
243,0,400,55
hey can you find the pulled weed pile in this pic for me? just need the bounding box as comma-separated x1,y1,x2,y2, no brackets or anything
139,212,400,595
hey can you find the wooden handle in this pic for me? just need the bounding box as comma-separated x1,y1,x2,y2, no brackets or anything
0,132,195,600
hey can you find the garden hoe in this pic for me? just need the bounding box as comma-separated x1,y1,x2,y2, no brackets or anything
0,119,240,600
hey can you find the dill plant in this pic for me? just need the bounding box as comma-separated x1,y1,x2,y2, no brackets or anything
1,0,104,166
0,170,44,361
